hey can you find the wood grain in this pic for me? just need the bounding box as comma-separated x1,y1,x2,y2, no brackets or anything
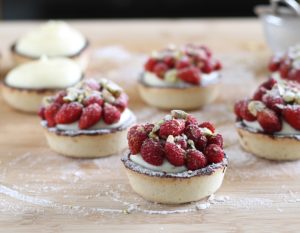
0,19,300,232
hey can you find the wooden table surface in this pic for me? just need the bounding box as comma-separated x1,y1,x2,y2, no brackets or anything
1,19,300,232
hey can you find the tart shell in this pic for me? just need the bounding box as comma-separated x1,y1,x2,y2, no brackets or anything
138,76,220,110
10,40,90,71
237,122,300,160
122,154,227,204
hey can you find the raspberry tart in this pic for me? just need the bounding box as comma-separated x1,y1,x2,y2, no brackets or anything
1,57,82,113
122,110,227,204
11,21,89,70
269,44,300,83
39,78,136,158
138,44,222,110
235,77,300,160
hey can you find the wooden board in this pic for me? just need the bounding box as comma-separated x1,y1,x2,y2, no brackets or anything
1,19,300,232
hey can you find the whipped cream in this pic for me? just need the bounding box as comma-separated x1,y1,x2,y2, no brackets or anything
5,57,82,89
56,109,132,131
243,120,300,135
143,71,219,87
130,154,187,173
16,21,86,57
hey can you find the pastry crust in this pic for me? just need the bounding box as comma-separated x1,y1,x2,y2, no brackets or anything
122,155,227,204
237,123,300,160
138,80,220,110
10,40,90,71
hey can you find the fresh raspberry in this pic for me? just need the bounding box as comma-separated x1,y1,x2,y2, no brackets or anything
282,105,300,130
186,114,198,126
83,95,104,107
55,102,83,124
288,69,300,83
85,79,100,90
195,134,208,152
113,93,128,112
205,144,224,164
234,99,256,121
144,58,157,72
199,122,216,133
208,134,223,148
261,78,277,90
200,45,212,57
177,67,201,85
234,100,244,118
159,119,185,138
44,103,61,127
184,124,202,142
140,138,164,166
163,56,175,68
268,58,281,72
153,62,168,79
279,62,291,78
38,106,45,120
79,103,102,129
144,123,154,134
127,125,148,154
257,108,282,133
103,103,121,124
175,137,188,150
253,86,267,101
262,94,284,114
214,60,222,70
165,142,186,166
186,149,207,170
54,91,66,105
175,57,190,69
201,59,214,73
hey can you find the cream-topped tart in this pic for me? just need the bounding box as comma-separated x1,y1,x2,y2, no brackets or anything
269,44,300,83
39,78,136,158
1,57,82,113
235,77,300,160
122,110,227,204
138,44,222,110
11,21,89,69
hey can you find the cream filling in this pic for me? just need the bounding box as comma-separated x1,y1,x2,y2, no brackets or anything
243,120,300,135
16,21,86,57
5,57,82,89
144,71,219,87
56,109,132,131
130,154,187,173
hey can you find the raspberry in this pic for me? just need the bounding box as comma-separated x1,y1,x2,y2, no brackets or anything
55,102,83,124
159,119,185,138
262,94,284,114
208,134,223,148
165,142,185,166
103,103,121,124
214,60,222,70
261,78,277,90
79,103,102,129
163,56,175,68
200,45,212,57
54,91,66,105
186,114,198,126
38,106,45,120
85,79,100,90
127,125,148,154
288,69,300,83
205,144,224,164
153,62,168,79
257,108,282,133
175,57,190,69
279,62,291,78
234,99,256,121
144,58,157,72
140,138,164,166
199,122,215,133
186,149,207,170
113,93,128,112
177,67,201,85
184,124,202,142
282,105,300,130
175,137,188,150
201,59,214,73
234,100,244,118
253,86,267,101
44,103,61,127
144,123,155,134
83,95,104,107
195,134,208,152
268,58,281,72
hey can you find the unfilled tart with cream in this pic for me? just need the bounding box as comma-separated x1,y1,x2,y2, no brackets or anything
234,76,300,160
11,21,89,70
39,78,136,158
138,44,222,110
122,110,227,204
1,57,83,113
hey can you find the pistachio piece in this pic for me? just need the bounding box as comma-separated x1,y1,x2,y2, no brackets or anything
102,88,115,103
187,139,196,149
248,100,265,117
171,110,188,119
166,135,175,143
164,69,178,83
200,127,213,136
295,93,300,104
283,91,296,102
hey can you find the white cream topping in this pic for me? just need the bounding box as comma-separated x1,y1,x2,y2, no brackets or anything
130,154,187,173
56,109,132,131
243,120,300,135
5,57,82,89
16,21,86,57
143,71,219,87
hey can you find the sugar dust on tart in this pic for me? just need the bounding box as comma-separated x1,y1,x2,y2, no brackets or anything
39,78,136,158
11,21,89,70
122,110,227,204
138,44,222,110
1,57,82,113
234,77,300,160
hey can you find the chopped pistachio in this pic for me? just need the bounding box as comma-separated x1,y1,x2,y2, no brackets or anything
295,93,300,104
248,100,265,117
171,110,188,119
164,70,178,83
200,127,213,136
102,89,115,103
283,91,296,102
187,139,196,149
166,135,175,143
